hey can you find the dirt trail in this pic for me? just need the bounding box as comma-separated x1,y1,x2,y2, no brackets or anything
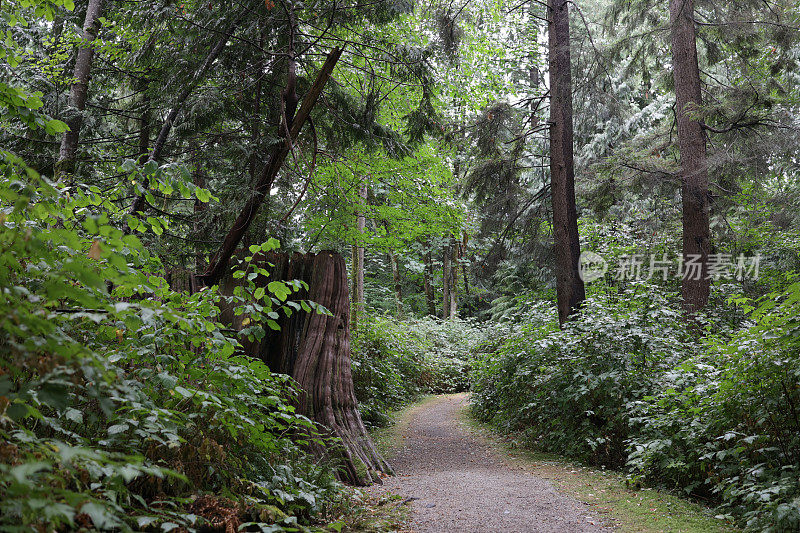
370,394,612,532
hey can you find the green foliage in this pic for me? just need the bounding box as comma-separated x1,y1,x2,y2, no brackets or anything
473,275,800,529
351,315,425,427
628,278,800,531
351,315,486,427
472,286,693,467
0,154,342,531
0,0,70,133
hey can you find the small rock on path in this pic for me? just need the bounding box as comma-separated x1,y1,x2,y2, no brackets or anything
369,394,612,532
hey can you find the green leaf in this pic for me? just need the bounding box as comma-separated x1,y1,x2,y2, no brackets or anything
174,386,193,398
195,188,211,203
64,407,83,424
108,423,129,435
137,517,158,528
268,281,291,302
80,502,120,529
44,119,68,135
10,462,51,484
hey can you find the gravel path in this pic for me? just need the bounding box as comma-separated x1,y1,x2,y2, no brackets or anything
370,394,612,532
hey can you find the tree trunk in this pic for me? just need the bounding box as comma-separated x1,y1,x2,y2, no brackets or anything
442,242,451,318
389,251,403,317
350,184,367,330
669,0,710,314
220,251,392,486
56,0,104,177
449,238,458,319
423,249,436,316
461,232,470,297
548,0,586,326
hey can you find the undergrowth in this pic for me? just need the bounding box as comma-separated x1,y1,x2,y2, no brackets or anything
470,281,800,531
351,314,485,428
0,154,346,531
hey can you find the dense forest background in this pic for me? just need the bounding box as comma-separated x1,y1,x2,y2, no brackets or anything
2,0,800,530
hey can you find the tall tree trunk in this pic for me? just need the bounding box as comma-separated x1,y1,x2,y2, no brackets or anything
350,184,367,330
219,251,392,486
461,232,470,297
548,0,586,326
423,249,436,316
670,0,710,314
56,0,104,177
389,251,403,317
449,237,458,319
442,242,451,318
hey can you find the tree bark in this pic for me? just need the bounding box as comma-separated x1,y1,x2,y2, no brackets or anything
449,237,458,319
200,47,343,287
461,233,470,297
548,0,586,326
350,184,367,330
219,251,392,486
56,0,104,177
423,249,436,316
389,251,403,317
670,0,710,314
442,242,451,318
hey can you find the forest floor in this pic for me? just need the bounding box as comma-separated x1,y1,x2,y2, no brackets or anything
362,393,735,533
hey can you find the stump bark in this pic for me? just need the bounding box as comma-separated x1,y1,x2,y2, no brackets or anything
219,250,392,485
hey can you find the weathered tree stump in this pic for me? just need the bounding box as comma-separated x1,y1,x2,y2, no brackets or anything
219,250,392,485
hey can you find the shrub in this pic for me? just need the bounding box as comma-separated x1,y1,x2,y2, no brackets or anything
0,155,342,531
471,286,693,467
351,315,426,427
351,314,487,426
628,279,800,531
473,277,800,529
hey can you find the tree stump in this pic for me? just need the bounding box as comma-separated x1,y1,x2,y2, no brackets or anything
219,250,392,485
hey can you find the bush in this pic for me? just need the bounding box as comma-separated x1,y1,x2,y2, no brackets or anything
351,314,487,426
628,280,800,531
472,278,800,530
0,155,343,531
351,315,426,427
471,286,693,467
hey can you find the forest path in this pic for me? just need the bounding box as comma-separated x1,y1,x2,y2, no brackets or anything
369,394,612,532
